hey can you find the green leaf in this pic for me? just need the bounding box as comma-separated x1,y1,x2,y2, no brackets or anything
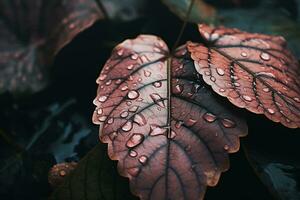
50,143,137,200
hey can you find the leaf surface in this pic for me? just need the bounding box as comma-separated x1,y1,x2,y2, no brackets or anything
187,24,300,128
0,0,103,94
92,35,247,200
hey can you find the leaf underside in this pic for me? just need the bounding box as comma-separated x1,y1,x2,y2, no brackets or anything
187,24,300,128
0,0,103,94
92,35,247,200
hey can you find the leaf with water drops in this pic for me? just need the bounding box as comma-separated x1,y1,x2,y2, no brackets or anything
187,24,300,128
92,35,247,200
0,0,103,94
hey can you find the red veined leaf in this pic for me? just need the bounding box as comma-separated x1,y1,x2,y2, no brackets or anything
92,35,248,200
0,0,103,94
187,24,300,128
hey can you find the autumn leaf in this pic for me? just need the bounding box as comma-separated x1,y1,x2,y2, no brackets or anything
0,0,104,94
92,35,247,200
187,24,300,128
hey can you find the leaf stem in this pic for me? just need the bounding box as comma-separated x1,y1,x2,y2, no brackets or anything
171,0,195,54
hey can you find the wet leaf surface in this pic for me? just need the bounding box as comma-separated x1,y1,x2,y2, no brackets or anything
0,0,103,94
92,35,248,200
188,24,300,128
50,143,138,200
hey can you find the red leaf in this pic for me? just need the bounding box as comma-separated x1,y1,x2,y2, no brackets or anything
92,35,247,200
0,0,103,93
187,24,300,128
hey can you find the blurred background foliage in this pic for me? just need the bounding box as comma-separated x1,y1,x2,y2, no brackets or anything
0,0,299,199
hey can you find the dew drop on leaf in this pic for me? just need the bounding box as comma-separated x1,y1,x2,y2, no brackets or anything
203,112,217,123
126,134,144,148
150,93,165,108
221,118,236,128
98,96,108,102
129,150,138,157
260,52,270,61
122,121,133,132
128,90,139,99
138,155,148,165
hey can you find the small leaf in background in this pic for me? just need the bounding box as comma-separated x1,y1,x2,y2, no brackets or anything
100,0,149,21
0,0,104,94
48,162,78,188
92,35,247,200
161,0,216,23
188,24,300,128
50,143,138,200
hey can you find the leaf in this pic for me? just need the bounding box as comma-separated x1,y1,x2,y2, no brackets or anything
92,35,247,200
0,0,104,94
187,24,300,128
161,0,216,23
50,143,137,200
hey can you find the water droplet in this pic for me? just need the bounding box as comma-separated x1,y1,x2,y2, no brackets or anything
210,76,216,82
105,80,112,85
121,111,129,118
263,87,270,92
126,134,144,148
98,74,107,81
131,54,138,60
127,64,134,70
138,78,142,82
174,84,183,94
231,75,239,80
267,108,275,114
150,93,165,108
187,118,197,126
241,52,247,57
117,49,124,56
242,95,252,102
144,70,151,77
175,121,184,128
122,121,133,132
138,155,148,164
59,170,66,176
203,112,217,123
141,55,148,63
129,150,137,157
98,96,108,102
256,72,276,78
158,40,165,47
97,108,103,115
294,97,300,103
128,76,133,81
115,79,122,84
286,118,291,123
149,125,167,136
129,105,139,112
126,101,132,106
128,90,139,99
260,52,270,61
216,68,225,76
221,118,236,128
153,81,162,88
205,71,211,76
219,88,226,93
107,118,114,124
224,145,229,151
168,130,177,139
133,113,147,126
99,116,107,122
127,167,140,176
121,85,128,91
233,82,240,87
